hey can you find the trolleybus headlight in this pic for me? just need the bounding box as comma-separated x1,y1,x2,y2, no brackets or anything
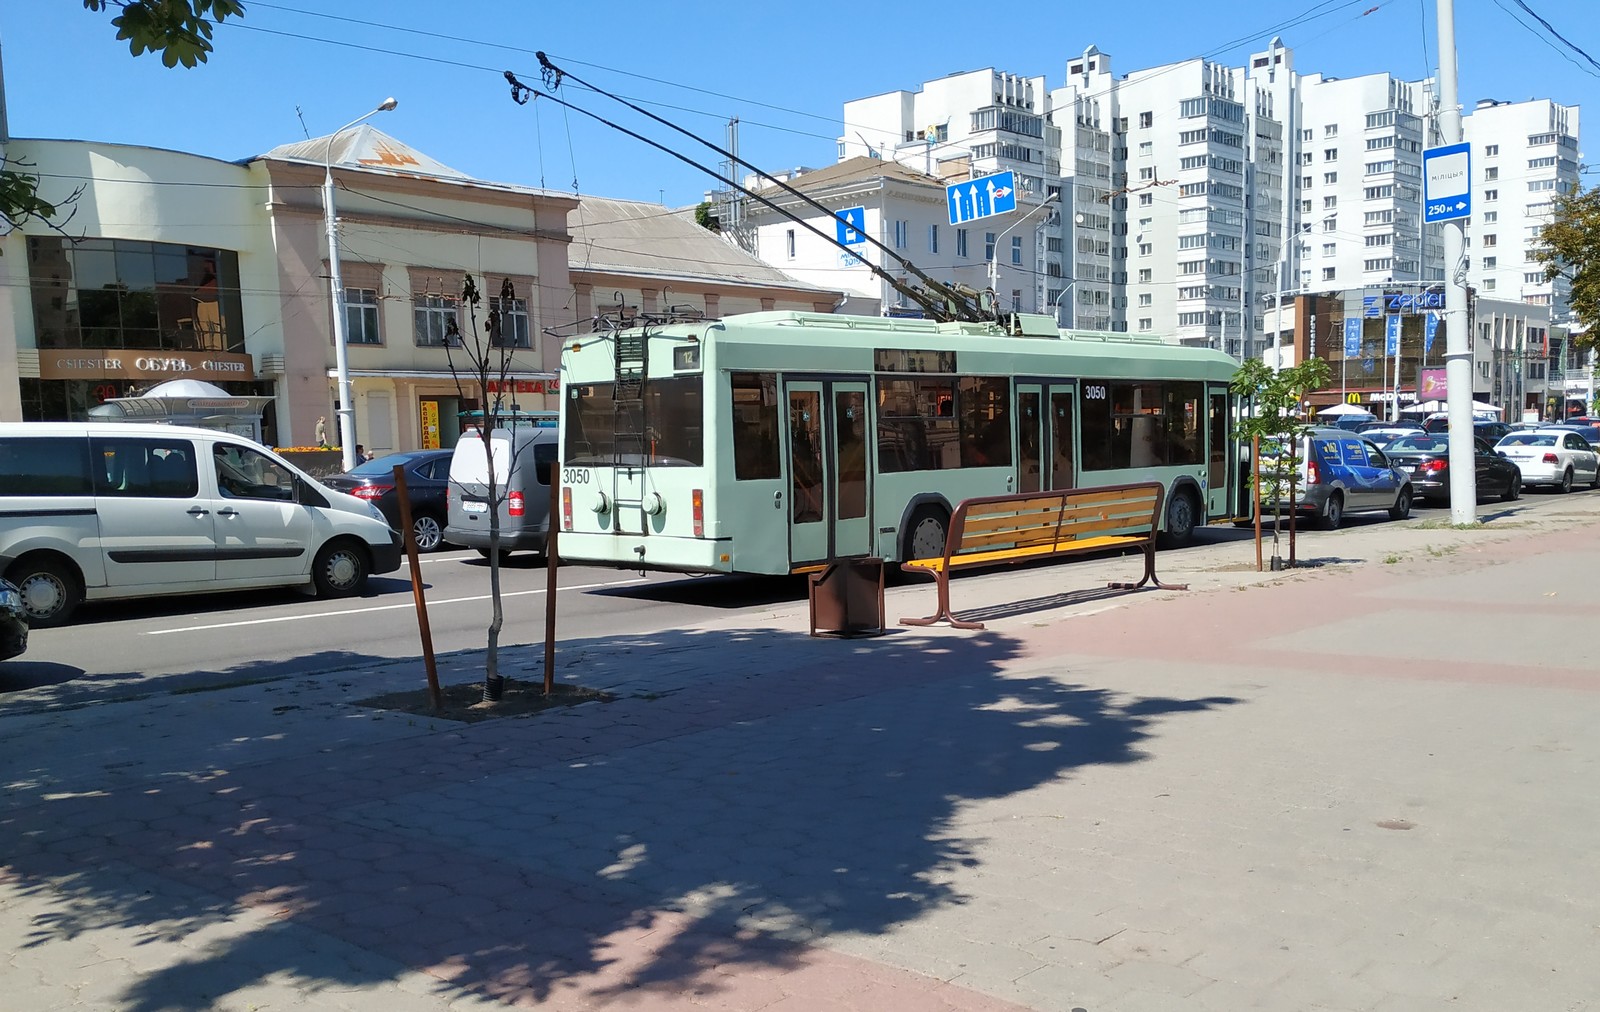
642,492,666,516
591,491,611,514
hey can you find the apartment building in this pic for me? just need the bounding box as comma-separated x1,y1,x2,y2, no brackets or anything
1462,98,1582,310
838,68,1065,318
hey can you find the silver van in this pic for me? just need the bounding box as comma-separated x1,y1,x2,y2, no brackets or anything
444,424,559,557
0,423,403,626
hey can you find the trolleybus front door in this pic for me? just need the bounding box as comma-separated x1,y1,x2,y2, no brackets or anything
785,379,872,566
1048,385,1077,490
1206,385,1232,518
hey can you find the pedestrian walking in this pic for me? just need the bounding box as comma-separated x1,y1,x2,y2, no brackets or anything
315,416,328,448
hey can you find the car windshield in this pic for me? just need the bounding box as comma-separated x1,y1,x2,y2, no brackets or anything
1498,433,1556,447
1388,436,1446,452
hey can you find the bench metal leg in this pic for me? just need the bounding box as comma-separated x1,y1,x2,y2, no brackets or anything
899,570,987,631
1107,546,1190,592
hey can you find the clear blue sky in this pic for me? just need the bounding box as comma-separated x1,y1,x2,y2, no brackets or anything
3,1,1596,207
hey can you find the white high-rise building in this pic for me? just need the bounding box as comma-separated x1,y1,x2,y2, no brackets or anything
1462,98,1581,310
839,68,1065,319
812,48,1579,375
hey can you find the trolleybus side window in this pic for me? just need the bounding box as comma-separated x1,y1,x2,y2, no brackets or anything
730,372,780,480
1080,379,1205,470
877,377,956,472
958,377,1012,467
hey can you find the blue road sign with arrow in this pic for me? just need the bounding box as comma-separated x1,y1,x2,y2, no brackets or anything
947,171,1018,226
836,206,866,246
1423,143,1471,224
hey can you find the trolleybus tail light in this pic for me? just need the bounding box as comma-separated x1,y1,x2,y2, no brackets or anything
692,488,704,538
1543,452,1560,464
508,491,525,517
1304,460,1321,485
562,486,574,531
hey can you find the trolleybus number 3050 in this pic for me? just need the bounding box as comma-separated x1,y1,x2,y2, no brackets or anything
563,467,591,485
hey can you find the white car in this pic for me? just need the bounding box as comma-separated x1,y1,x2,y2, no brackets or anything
1494,429,1600,493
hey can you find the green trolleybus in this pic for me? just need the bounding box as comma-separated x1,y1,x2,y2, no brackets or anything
557,311,1242,575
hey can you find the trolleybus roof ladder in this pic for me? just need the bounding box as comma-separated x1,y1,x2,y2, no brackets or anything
609,325,649,532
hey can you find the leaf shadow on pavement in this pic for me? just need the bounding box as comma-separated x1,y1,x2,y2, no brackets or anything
0,625,1240,1011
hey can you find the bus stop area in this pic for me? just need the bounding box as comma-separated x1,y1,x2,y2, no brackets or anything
3,501,1599,1012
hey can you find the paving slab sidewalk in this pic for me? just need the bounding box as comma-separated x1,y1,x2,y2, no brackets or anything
2,496,1598,1012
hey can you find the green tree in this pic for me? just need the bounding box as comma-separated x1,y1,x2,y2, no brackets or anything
1229,356,1333,569
693,201,721,233
1,2,245,228
1533,183,1600,350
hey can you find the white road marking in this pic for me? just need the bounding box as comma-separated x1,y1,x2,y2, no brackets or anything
144,578,648,635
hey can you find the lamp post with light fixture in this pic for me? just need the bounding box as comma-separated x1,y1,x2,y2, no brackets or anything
325,98,397,472
987,192,1060,313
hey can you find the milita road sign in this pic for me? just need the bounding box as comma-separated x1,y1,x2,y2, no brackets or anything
947,170,1017,225
1423,142,1471,224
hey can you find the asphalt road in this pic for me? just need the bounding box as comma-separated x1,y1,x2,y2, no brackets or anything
1,487,1587,705
1,548,813,702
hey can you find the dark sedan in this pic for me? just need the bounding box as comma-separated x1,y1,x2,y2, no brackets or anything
1,578,27,661
1384,434,1522,503
323,449,455,552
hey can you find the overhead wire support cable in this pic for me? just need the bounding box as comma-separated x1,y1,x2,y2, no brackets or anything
500,71,961,323
523,54,991,324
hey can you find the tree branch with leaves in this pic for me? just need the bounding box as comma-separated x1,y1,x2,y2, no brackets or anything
2,2,245,228
1533,183,1600,351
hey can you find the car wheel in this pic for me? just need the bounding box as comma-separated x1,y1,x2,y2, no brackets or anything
411,513,445,552
1503,471,1521,501
1319,493,1344,531
1590,465,1600,490
902,504,950,563
312,540,369,598
6,556,83,628
1389,488,1412,521
1558,467,1574,494
1157,489,1198,548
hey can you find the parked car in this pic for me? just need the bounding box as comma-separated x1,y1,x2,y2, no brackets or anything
1494,429,1600,493
1545,423,1600,446
1356,425,1425,446
1418,414,1513,443
444,423,560,558
0,578,26,661
323,449,455,552
1383,434,1522,503
1259,427,1413,530
0,422,403,626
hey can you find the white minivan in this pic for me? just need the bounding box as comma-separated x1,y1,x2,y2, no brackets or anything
0,422,403,626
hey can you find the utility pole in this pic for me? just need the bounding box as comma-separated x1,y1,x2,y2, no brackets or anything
1437,0,1477,523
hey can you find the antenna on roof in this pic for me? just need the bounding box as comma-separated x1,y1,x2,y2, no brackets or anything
294,105,310,141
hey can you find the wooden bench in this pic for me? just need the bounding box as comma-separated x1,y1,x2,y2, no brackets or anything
899,481,1188,630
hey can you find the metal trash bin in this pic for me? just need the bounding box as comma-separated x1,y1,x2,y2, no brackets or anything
807,557,886,638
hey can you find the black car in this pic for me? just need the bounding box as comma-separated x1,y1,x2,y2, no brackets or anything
0,578,27,661
323,449,455,552
1383,434,1522,503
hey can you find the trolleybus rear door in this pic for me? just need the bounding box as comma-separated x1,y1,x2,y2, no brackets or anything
784,380,872,566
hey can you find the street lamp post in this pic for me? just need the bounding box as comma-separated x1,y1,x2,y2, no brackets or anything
1053,279,1077,328
325,98,397,472
987,193,1060,312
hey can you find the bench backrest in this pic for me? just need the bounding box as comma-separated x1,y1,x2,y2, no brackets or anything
942,481,1166,563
